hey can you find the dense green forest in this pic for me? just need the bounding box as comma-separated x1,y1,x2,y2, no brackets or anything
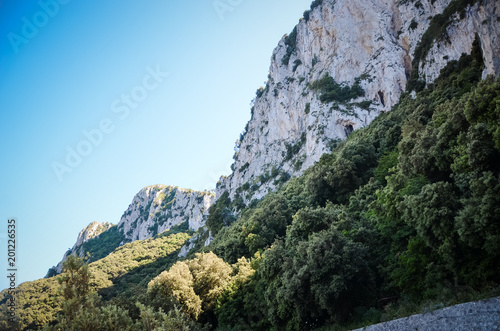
199,39,500,330
1,26,499,331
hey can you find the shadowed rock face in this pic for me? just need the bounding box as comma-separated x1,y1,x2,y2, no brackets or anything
216,0,500,206
353,296,500,331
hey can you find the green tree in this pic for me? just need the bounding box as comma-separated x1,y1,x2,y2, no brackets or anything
261,223,374,330
56,255,102,330
465,76,500,150
99,305,134,331
148,252,233,323
148,261,202,320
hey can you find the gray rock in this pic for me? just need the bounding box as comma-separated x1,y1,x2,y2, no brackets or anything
354,297,500,331
216,0,500,207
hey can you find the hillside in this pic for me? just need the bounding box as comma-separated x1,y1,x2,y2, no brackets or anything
1,0,499,330
45,185,215,276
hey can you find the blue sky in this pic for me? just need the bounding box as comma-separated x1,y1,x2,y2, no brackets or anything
0,0,313,288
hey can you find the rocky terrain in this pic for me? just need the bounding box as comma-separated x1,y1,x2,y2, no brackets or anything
117,185,215,242
14,1,500,329
354,296,500,331
49,185,215,275
53,0,500,272
216,0,500,204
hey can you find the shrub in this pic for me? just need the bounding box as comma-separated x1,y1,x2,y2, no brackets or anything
310,73,365,104
282,26,298,66
305,102,311,114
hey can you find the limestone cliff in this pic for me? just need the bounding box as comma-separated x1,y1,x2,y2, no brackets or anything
48,185,215,276
216,0,500,205
50,0,499,268
116,185,215,243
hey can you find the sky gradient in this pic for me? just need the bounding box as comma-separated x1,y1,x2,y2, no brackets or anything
0,0,313,288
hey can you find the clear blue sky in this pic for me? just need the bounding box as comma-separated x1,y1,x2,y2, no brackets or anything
0,0,312,288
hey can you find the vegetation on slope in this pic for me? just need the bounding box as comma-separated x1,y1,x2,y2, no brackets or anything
0,225,191,330
190,41,499,330
407,0,480,91
2,26,498,331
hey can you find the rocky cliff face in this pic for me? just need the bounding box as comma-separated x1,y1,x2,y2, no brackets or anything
49,185,215,275
51,221,113,274
117,185,215,243
216,0,500,204
51,0,499,267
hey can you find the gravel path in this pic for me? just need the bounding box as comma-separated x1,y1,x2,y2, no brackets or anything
354,297,500,331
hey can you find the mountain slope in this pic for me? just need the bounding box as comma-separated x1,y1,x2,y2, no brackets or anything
50,0,500,259
47,185,214,276
47,221,114,275
216,0,499,206
1,228,191,330
116,185,214,242
2,0,499,329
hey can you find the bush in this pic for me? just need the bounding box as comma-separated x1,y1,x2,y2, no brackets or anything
282,26,298,66
310,73,365,104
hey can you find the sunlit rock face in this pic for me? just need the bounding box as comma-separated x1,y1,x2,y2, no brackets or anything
117,185,215,242
216,0,499,206
51,186,215,275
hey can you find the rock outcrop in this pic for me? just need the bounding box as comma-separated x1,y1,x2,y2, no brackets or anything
117,185,215,243
50,221,113,274
50,0,500,266
216,0,500,205
49,185,215,275
353,296,500,331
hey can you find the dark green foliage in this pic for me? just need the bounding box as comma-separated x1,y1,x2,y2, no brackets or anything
356,100,372,110
206,192,235,235
0,277,61,330
282,26,298,66
0,231,191,329
239,162,250,173
310,0,324,11
262,225,374,330
292,59,302,72
465,77,500,150
456,172,500,256
375,150,398,184
205,45,498,330
312,54,319,67
46,267,58,278
255,87,264,98
78,226,124,264
407,1,480,91
303,10,310,21
401,182,460,252
310,73,365,104
284,133,307,161
305,102,311,114
6,16,500,331
306,139,377,205
208,192,294,264
56,255,101,330
161,221,190,237
409,19,418,30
